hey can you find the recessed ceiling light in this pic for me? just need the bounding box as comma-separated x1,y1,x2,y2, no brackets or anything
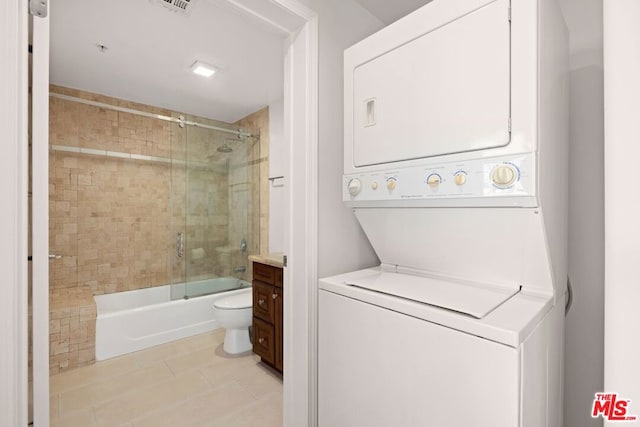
190,60,217,78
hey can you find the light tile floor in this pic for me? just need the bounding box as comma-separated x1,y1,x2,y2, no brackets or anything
50,329,283,427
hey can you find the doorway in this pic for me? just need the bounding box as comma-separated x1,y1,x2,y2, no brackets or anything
25,0,318,425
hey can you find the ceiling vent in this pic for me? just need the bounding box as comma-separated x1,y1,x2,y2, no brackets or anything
151,0,197,15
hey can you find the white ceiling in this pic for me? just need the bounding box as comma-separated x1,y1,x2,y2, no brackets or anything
354,0,432,25
50,0,286,123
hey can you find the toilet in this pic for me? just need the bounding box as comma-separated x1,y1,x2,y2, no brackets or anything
212,288,253,354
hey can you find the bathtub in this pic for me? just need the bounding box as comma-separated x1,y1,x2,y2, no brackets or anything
95,277,251,361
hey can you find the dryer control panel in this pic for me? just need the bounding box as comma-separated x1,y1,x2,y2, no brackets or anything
343,154,537,207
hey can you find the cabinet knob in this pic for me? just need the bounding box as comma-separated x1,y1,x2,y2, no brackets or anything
272,293,278,299
258,298,266,306
258,337,265,344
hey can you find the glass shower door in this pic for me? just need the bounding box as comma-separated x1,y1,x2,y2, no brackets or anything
169,120,188,300
173,116,252,299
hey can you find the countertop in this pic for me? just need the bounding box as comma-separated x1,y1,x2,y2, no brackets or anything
248,252,284,268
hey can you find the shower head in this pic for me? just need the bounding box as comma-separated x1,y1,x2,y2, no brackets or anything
217,136,245,153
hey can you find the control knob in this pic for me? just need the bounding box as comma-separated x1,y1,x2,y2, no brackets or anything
491,164,518,188
427,174,441,189
386,178,397,191
347,178,362,196
454,172,467,186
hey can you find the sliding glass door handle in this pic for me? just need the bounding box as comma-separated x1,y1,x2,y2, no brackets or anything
176,232,185,258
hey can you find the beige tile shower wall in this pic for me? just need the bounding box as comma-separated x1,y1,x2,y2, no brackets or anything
49,85,240,294
50,87,174,295
235,107,270,281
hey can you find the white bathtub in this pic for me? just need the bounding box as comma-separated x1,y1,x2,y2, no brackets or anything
95,277,251,361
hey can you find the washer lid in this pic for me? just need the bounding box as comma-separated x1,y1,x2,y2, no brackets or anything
213,292,252,310
344,270,519,319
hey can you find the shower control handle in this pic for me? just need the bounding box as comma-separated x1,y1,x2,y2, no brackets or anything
176,232,184,258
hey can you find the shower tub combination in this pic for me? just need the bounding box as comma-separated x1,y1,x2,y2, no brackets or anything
95,277,251,360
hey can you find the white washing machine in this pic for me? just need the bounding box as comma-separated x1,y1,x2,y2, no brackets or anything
318,0,569,426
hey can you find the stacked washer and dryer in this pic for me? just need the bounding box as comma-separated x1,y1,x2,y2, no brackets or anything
318,0,568,426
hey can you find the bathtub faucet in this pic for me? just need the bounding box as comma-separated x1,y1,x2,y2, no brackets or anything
233,266,247,273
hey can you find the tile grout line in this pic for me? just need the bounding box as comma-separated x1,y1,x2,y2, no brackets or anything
158,343,226,376
163,359,177,377
64,365,175,423
50,331,280,426
96,363,219,419
124,372,240,426
234,378,262,401
209,385,279,426
56,362,175,419
198,365,219,388
51,356,144,395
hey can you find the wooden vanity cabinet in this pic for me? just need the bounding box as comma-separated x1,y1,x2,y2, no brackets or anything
252,261,283,373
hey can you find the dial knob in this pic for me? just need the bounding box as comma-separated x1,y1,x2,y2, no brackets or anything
371,182,378,190
491,164,517,188
454,173,467,186
427,174,441,189
386,178,397,191
347,178,362,196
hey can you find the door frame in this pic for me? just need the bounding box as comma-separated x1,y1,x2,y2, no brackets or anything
0,1,29,426
31,7,52,426
239,2,319,424
21,0,319,426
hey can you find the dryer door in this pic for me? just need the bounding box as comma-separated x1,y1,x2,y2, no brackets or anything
351,0,511,167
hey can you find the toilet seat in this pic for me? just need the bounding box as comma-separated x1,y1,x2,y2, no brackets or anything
213,292,252,310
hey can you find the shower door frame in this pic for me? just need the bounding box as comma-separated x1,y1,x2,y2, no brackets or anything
21,1,319,427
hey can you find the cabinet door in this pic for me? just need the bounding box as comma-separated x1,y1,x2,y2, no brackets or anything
253,281,275,323
253,318,275,366
275,287,283,372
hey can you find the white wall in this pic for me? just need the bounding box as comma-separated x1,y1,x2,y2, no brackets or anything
604,0,640,419
559,1,605,426
295,0,382,279
269,98,285,253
